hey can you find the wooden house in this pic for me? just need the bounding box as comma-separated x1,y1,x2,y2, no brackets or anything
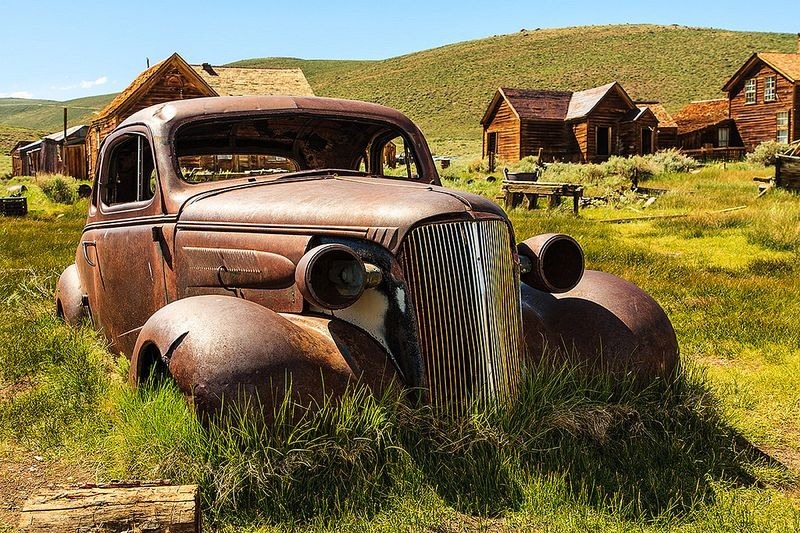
674,99,741,150
722,48,800,149
86,53,314,178
636,101,678,150
480,82,663,163
8,140,35,176
14,126,88,178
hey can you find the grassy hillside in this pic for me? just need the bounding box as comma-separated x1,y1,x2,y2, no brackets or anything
0,124,46,153
234,25,797,152
0,94,114,133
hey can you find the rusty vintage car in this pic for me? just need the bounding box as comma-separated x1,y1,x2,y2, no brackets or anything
56,96,678,416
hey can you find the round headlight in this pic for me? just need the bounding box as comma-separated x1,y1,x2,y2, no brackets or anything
295,244,367,310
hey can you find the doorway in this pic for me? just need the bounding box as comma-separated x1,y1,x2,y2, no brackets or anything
641,128,653,155
596,127,611,156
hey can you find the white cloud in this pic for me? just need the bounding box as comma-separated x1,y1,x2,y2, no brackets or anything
54,76,109,91
79,76,108,89
0,91,34,99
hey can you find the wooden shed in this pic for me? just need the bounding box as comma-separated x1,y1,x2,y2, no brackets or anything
9,140,35,176
14,126,88,178
674,99,742,151
85,53,314,179
636,101,678,150
481,82,663,163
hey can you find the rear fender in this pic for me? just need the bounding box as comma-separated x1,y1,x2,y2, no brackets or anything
55,264,87,325
521,270,679,381
130,295,400,416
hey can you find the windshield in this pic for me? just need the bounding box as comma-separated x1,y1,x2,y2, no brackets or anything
174,114,421,183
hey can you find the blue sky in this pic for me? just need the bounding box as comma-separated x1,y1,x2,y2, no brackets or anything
1,0,798,101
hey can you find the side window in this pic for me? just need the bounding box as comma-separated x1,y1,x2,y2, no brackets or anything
101,134,156,206
376,135,419,179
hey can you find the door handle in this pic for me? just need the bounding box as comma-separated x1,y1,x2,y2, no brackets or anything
82,241,97,267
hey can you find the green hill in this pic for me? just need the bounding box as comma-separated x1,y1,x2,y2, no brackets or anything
0,124,47,153
232,25,797,153
0,94,114,133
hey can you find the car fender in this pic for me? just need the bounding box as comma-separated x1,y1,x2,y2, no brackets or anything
130,295,400,416
520,269,679,381
55,264,86,325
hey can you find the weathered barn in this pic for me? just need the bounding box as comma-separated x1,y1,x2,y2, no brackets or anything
674,99,742,151
722,48,800,149
8,140,35,176
481,82,665,163
86,53,314,178
14,126,88,177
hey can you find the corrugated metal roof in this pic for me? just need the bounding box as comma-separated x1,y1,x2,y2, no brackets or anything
190,65,315,97
565,82,620,120
44,124,88,142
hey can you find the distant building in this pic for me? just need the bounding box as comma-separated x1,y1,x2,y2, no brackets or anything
8,140,35,176
85,52,314,178
14,125,88,178
721,47,800,149
674,99,741,150
480,82,673,163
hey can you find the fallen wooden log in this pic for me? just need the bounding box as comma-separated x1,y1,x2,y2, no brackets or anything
18,480,200,532
602,206,747,224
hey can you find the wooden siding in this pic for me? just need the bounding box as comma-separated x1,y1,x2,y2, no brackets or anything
519,120,571,161
571,122,588,162
483,99,520,161
656,126,678,150
583,89,633,162
729,62,798,149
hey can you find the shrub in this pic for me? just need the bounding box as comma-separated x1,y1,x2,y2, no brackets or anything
40,175,77,204
602,155,654,182
746,141,791,166
649,149,699,173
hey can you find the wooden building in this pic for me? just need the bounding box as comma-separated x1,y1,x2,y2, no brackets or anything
636,101,678,149
8,140,35,176
674,99,742,150
14,126,88,178
722,49,800,149
86,53,314,178
480,82,666,163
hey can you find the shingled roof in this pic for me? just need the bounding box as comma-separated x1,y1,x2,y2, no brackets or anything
722,52,800,91
481,82,635,124
190,64,314,97
636,102,678,128
673,99,730,134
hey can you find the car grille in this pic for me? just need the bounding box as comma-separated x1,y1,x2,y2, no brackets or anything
400,219,524,414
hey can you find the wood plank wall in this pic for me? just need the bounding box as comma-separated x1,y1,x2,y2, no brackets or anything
483,99,520,161
520,120,571,161
729,63,797,149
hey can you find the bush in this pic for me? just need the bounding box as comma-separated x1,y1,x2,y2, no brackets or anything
40,175,77,204
746,141,791,166
649,149,699,173
602,155,654,182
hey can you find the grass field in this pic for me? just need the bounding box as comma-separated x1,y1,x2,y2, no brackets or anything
0,161,798,531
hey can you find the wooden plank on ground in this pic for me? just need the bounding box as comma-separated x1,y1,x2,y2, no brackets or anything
18,481,200,532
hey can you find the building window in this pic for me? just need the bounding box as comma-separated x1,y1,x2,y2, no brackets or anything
777,111,789,144
745,78,756,104
764,76,776,102
718,127,730,148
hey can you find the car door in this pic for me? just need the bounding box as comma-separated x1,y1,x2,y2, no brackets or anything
79,127,170,356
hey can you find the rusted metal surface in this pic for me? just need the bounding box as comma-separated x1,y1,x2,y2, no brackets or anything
520,270,679,381
57,95,679,418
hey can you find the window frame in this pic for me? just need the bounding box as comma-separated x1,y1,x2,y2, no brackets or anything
744,78,757,104
764,76,776,102
777,111,790,144
718,127,730,148
97,130,158,215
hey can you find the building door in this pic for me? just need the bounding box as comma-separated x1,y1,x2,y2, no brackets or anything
596,127,611,156
641,128,653,155
486,132,498,172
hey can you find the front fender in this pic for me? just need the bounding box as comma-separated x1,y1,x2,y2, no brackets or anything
521,270,679,381
131,295,400,416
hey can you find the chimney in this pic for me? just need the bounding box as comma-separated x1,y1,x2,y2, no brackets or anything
201,62,217,76
797,33,800,54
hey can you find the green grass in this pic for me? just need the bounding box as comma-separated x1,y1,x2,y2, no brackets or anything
1,164,799,530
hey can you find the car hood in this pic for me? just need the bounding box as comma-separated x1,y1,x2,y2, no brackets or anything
177,174,507,251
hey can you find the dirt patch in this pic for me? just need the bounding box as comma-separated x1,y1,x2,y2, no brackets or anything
0,444,93,529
